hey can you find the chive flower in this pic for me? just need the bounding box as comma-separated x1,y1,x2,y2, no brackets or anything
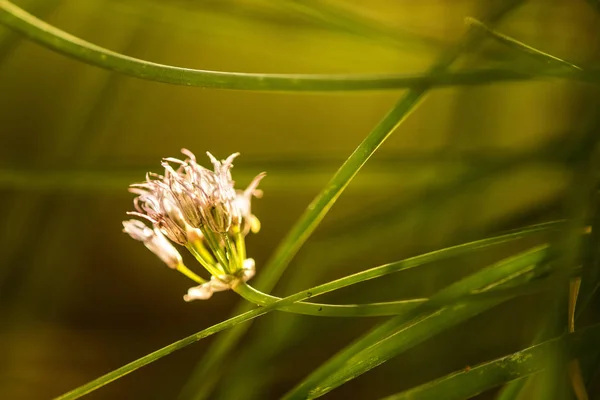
123,149,265,300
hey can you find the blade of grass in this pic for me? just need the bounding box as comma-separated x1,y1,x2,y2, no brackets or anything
282,245,549,399
231,220,558,317
179,2,529,398
53,225,552,400
380,323,600,400
466,17,583,71
497,100,600,400
0,1,597,92
218,221,564,399
280,0,444,53
0,139,568,193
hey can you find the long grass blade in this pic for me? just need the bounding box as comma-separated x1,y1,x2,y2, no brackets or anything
0,1,595,93
52,224,551,399
283,246,549,398
381,323,600,400
466,17,583,71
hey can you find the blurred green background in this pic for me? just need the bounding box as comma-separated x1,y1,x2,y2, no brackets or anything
1,0,599,399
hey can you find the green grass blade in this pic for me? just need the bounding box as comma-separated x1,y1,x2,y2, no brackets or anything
466,17,582,71
0,1,595,93
280,0,444,53
52,225,551,399
232,221,559,317
381,323,600,400
283,246,549,399
183,217,564,396
217,222,562,400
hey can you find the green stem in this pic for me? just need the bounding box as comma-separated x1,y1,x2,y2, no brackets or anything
222,233,240,272
223,222,561,318
0,1,596,92
234,231,246,263
185,242,221,277
175,263,206,284
199,227,229,273
225,221,564,318
234,280,426,317
190,238,216,265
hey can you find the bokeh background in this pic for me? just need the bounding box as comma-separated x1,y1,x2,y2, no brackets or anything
1,0,600,399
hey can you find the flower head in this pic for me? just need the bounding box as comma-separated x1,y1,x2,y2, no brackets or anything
124,149,265,301
127,176,189,244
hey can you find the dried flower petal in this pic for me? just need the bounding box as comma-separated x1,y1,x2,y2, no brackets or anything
183,258,256,302
183,284,213,301
234,172,266,234
122,219,183,269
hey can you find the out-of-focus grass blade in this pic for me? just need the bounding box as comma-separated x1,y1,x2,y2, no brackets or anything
466,17,583,71
381,323,600,400
498,115,600,399
0,143,567,193
279,0,444,53
282,246,549,399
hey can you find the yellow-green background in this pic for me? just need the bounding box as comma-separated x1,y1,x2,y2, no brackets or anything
1,0,599,398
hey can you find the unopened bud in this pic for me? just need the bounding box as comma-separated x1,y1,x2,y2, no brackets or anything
123,219,183,269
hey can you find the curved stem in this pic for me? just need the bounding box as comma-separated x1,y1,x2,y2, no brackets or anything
0,1,595,92
229,221,562,317
234,280,426,317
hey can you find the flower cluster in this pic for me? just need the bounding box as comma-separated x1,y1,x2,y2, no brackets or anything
122,149,265,301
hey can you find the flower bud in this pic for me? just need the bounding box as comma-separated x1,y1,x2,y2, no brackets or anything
122,220,182,269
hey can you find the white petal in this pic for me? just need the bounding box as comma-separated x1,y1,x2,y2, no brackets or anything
183,284,213,301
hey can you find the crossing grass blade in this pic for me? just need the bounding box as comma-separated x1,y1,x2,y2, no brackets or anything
282,246,550,399
381,323,600,400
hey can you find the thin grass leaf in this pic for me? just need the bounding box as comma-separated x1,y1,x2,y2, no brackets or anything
231,221,560,317
283,246,549,399
498,113,600,399
280,0,444,53
381,323,600,400
0,1,596,93
0,141,568,193
466,17,583,71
